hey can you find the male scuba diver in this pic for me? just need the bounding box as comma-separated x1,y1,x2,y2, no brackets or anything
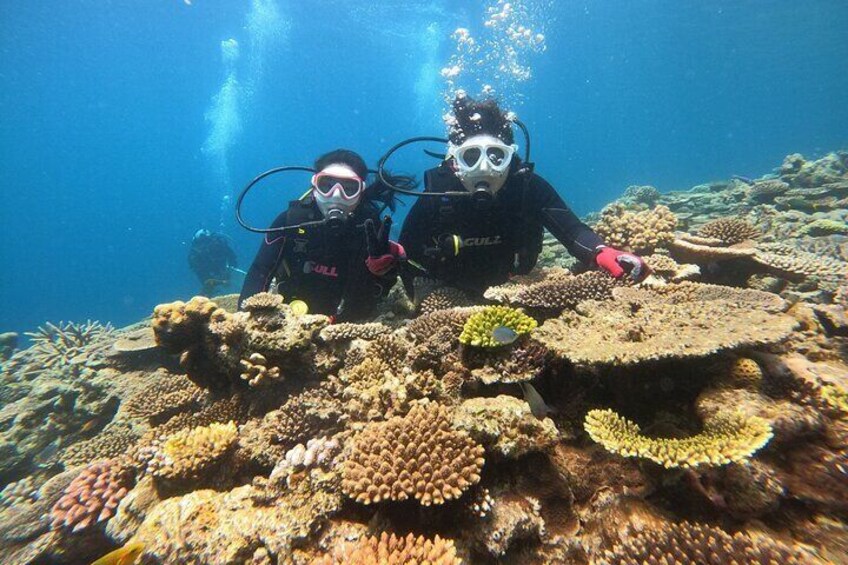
397,94,648,294
188,229,238,296
238,149,411,321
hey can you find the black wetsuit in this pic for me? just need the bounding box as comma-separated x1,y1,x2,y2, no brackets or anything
239,199,393,321
399,162,604,294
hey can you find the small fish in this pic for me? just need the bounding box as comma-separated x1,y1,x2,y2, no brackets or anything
519,382,554,419
491,325,519,345
91,541,144,565
289,300,309,316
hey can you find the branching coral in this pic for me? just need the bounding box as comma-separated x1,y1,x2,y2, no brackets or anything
122,373,206,425
238,352,281,387
697,218,761,245
584,409,772,468
23,320,114,372
498,271,618,311
152,297,219,353
453,396,559,457
535,285,796,367
597,521,816,564
319,322,391,342
418,287,474,315
407,307,483,343
61,421,140,469
50,459,133,533
342,403,485,506
622,184,660,206
593,204,677,254
459,306,537,348
148,421,238,481
313,532,462,565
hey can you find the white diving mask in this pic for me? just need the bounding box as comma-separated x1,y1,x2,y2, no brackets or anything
447,134,517,195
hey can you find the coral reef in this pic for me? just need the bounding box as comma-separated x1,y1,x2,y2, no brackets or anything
146,421,237,482
598,520,817,564
489,270,618,312
50,459,132,533
313,532,461,565
341,403,485,505
584,409,772,468
417,286,474,315
319,322,391,342
453,396,559,457
459,306,537,348
592,203,677,254
697,217,761,245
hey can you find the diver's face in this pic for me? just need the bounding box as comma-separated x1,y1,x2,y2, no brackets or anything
448,134,516,194
311,164,364,219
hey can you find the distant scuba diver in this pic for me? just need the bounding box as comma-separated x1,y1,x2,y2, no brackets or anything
236,149,413,321
188,229,239,296
380,93,648,295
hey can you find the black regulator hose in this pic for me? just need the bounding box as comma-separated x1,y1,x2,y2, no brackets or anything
235,165,318,234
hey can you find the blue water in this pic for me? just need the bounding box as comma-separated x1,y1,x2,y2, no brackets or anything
1,0,846,335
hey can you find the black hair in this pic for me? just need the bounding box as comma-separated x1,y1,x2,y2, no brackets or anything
447,94,515,145
314,149,368,180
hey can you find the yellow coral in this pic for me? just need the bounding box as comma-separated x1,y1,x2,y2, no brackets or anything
151,421,238,481
584,409,772,468
459,306,537,348
342,403,485,506
728,357,763,389
313,532,461,565
821,384,848,415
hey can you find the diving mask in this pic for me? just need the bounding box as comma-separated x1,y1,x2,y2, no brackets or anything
311,165,364,221
447,134,517,195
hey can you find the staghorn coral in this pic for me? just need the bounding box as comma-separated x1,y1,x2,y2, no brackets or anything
342,403,484,506
459,306,537,348
319,322,391,342
597,520,817,564
592,203,677,254
18,320,114,374
584,409,772,469
417,286,474,315
535,285,796,367
238,352,281,387
453,396,559,458
313,532,462,565
50,459,133,533
697,217,761,245
148,421,238,482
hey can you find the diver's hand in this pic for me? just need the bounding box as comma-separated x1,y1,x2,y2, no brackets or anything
365,216,405,276
595,246,649,282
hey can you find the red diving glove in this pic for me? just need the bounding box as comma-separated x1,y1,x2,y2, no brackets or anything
365,216,406,276
595,246,649,282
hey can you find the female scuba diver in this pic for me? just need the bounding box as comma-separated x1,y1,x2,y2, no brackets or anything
396,94,648,294
238,149,410,321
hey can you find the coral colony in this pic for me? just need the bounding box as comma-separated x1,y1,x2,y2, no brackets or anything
1,150,847,563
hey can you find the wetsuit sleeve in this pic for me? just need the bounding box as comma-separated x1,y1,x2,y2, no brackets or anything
530,175,605,265
238,212,289,309
399,197,431,268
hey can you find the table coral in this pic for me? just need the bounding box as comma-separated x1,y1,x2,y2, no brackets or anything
319,322,391,342
459,306,537,348
342,403,484,506
50,459,132,533
313,532,462,565
584,409,772,468
497,271,618,311
535,285,796,367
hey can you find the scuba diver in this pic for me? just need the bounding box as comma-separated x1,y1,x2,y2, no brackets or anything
188,229,239,296
395,94,648,294
238,149,412,321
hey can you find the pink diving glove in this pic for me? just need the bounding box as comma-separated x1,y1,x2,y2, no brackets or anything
595,246,649,282
366,241,406,276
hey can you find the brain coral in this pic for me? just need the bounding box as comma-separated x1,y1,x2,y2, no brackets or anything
50,459,132,533
534,285,795,367
149,421,238,481
584,409,772,468
342,403,485,506
597,521,816,565
459,306,537,348
697,218,761,245
314,532,461,565
593,203,677,254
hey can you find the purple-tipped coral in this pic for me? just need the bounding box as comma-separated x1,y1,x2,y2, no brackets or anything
50,459,132,533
